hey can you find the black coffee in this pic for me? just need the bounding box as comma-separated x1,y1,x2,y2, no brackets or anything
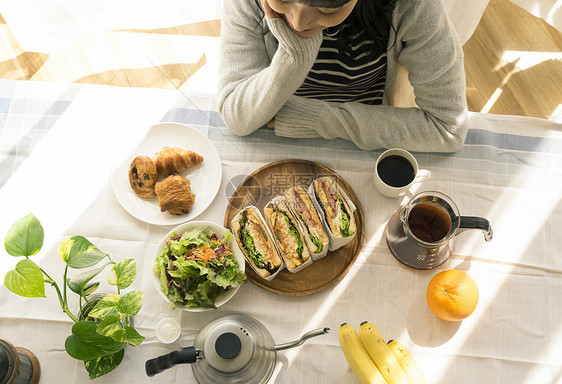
377,155,415,187
408,202,451,242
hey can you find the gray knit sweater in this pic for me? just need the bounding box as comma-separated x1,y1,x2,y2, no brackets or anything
218,0,468,152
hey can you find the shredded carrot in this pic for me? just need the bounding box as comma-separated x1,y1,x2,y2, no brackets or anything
189,245,215,262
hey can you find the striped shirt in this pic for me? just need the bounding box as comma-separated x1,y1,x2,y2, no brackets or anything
295,23,387,105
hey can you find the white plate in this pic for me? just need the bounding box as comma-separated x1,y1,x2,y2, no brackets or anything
110,122,222,226
152,221,245,312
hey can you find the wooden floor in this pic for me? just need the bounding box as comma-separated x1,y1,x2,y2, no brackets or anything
463,0,562,118
1,0,561,119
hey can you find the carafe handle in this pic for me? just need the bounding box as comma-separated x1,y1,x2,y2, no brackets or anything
459,216,493,242
145,346,198,377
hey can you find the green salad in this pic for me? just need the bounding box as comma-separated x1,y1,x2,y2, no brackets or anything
153,226,246,309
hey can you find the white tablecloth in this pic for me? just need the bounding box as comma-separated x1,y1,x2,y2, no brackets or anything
1,80,562,383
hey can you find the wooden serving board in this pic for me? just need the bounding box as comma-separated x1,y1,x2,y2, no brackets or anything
223,159,365,296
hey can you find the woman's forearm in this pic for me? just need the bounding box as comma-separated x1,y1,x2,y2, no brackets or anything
218,8,321,135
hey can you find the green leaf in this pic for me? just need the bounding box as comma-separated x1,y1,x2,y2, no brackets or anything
96,315,125,342
58,236,88,263
107,259,137,289
58,236,110,268
67,262,113,296
65,321,124,361
4,259,46,298
117,291,143,317
4,213,44,257
84,349,124,379
68,248,110,269
72,281,100,297
87,294,120,320
122,326,145,347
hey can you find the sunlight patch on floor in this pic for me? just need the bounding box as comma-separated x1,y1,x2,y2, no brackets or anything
481,50,562,113
502,50,562,70
549,104,562,120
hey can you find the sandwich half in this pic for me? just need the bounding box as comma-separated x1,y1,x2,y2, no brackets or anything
313,177,356,238
231,207,283,278
263,199,311,271
284,185,329,255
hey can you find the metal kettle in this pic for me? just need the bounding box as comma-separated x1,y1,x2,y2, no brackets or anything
145,313,329,384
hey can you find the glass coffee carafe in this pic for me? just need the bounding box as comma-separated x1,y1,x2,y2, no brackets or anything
385,191,493,269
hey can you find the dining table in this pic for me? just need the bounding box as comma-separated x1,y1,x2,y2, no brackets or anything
1,78,562,384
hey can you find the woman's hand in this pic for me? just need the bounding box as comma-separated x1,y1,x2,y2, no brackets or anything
261,0,280,19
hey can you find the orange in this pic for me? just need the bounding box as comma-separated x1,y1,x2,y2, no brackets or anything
426,269,479,321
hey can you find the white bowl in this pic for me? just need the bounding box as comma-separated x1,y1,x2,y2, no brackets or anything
152,220,245,312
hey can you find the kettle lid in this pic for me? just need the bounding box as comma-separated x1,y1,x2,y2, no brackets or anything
200,320,255,372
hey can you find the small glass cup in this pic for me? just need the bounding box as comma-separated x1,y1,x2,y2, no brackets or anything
373,148,431,198
155,317,181,344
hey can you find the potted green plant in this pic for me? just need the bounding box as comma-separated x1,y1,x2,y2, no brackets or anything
3,213,145,379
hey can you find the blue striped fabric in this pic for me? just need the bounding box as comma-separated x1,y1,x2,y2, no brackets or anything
157,105,562,187
1,80,561,189
161,106,562,155
465,129,562,153
0,81,75,187
0,98,11,113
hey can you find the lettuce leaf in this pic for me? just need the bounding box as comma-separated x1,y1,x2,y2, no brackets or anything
337,194,353,238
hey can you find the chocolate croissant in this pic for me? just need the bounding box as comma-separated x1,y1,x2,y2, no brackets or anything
155,175,195,215
128,156,158,198
152,147,204,176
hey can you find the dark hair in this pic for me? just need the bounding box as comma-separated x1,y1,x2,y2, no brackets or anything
341,0,397,60
297,0,351,6
256,0,397,60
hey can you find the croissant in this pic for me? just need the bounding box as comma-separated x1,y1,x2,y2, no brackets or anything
155,175,195,215
152,147,204,176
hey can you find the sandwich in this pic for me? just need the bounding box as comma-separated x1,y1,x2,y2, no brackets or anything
312,177,356,238
284,185,329,255
263,199,311,271
231,207,283,279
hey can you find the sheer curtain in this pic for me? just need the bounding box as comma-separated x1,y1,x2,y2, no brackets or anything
443,0,491,44
510,0,562,31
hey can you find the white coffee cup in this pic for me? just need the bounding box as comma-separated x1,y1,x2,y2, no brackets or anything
373,148,431,198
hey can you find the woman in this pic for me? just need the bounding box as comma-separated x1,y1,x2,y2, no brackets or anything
218,0,468,152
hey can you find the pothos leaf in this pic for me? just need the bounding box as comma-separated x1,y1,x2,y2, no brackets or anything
4,213,44,257
117,291,143,317
96,315,126,342
58,236,110,268
107,259,137,289
122,326,145,347
67,262,113,296
84,349,124,379
4,259,46,298
65,321,124,361
87,294,121,320
72,281,100,297
58,236,91,263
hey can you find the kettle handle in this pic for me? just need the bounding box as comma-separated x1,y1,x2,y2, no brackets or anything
459,216,493,242
145,347,198,377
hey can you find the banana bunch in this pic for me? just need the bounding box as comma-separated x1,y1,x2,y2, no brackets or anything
338,322,428,384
